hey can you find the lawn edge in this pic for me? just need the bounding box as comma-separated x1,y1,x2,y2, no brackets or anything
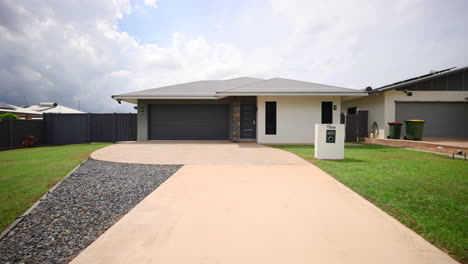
0,159,87,240
320,165,462,263
270,145,463,262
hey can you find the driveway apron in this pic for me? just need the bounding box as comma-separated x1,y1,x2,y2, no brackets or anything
72,143,456,264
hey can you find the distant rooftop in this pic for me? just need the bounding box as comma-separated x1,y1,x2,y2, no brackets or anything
0,101,43,116
374,65,468,92
25,102,84,113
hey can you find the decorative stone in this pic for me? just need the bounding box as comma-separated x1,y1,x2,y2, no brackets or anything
232,97,241,142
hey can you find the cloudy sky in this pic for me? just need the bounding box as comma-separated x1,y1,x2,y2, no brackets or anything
1,0,467,112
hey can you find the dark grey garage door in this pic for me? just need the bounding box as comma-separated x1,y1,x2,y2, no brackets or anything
149,104,230,140
395,102,468,139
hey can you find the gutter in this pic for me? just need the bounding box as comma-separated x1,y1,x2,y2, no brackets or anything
112,96,220,100
215,92,369,96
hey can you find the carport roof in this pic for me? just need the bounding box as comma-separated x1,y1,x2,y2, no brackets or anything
113,77,367,103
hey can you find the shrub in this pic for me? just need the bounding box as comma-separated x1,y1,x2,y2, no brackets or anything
20,136,38,147
0,113,20,119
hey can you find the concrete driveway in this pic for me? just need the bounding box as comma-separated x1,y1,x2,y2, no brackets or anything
91,141,309,165
73,142,456,264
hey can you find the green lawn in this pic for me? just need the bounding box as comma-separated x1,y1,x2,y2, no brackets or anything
0,143,111,232
273,144,468,263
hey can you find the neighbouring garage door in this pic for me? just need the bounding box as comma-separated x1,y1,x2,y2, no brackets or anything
395,102,468,139
149,104,230,140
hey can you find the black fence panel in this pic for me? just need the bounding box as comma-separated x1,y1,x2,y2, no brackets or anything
115,114,137,141
345,114,358,141
0,119,11,147
357,110,368,138
0,119,43,148
44,113,90,145
345,111,369,141
89,114,136,142
43,113,137,145
90,114,115,142
12,119,44,145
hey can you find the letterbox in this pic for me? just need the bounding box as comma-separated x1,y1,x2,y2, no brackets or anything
314,124,344,160
326,130,336,143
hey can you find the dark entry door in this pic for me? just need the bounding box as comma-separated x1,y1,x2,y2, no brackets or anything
149,104,230,140
240,104,256,139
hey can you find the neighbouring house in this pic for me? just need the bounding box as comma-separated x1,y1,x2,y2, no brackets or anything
0,101,42,119
24,102,85,114
342,66,468,139
112,77,367,144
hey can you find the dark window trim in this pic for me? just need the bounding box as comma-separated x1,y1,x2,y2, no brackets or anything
265,101,277,135
347,107,357,115
321,101,333,124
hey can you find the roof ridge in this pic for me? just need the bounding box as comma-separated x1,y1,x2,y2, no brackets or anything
218,77,357,93
272,77,355,89
217,78,274,93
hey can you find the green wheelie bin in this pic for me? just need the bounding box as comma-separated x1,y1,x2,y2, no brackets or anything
387,122,403,139
404,120,425,140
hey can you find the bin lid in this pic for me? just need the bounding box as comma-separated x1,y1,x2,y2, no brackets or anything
405,119,425,122
388,122,403,125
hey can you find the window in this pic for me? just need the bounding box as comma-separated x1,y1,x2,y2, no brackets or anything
347,107,357,115
265,101,276,135
321,101,333,124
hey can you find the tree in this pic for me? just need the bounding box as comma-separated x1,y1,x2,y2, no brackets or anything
0,113,20,119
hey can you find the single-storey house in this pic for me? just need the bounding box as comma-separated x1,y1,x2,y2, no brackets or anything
342,66,468,139
0,101,42,119
24,102,84,114
113,78,367,144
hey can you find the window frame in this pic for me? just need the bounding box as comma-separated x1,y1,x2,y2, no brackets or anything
265,101,277,135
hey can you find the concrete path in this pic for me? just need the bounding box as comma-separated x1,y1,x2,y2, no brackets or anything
423,138,468,148
91,141,309,165
72,155,456,263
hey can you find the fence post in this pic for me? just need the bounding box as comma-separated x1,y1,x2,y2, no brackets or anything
113,113,117,143
43,113,49,145
9,119,13,147
88,113,91,144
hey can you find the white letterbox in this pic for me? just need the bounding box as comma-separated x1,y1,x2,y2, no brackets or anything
314,124,344,160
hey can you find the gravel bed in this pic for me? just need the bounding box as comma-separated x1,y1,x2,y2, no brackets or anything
0,159,181,264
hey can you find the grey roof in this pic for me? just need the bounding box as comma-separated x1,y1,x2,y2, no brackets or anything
113,76,366,101
114,77,263,98
374,65,468,92
0,101,15,110
26,104,85,113
0,102,43,116
218,78,360,94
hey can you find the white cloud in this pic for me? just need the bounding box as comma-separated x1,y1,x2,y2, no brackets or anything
143,0,157,8
0,0,248,112
0,0,467,112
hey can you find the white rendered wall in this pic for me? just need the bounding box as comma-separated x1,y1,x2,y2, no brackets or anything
314,124,345,160
257,96,341,144
342,94,385,138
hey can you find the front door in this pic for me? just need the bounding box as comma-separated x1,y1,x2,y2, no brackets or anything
240,104,256,139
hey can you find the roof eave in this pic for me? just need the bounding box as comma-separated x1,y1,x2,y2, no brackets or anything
112,95,221,100
216,92,368,96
